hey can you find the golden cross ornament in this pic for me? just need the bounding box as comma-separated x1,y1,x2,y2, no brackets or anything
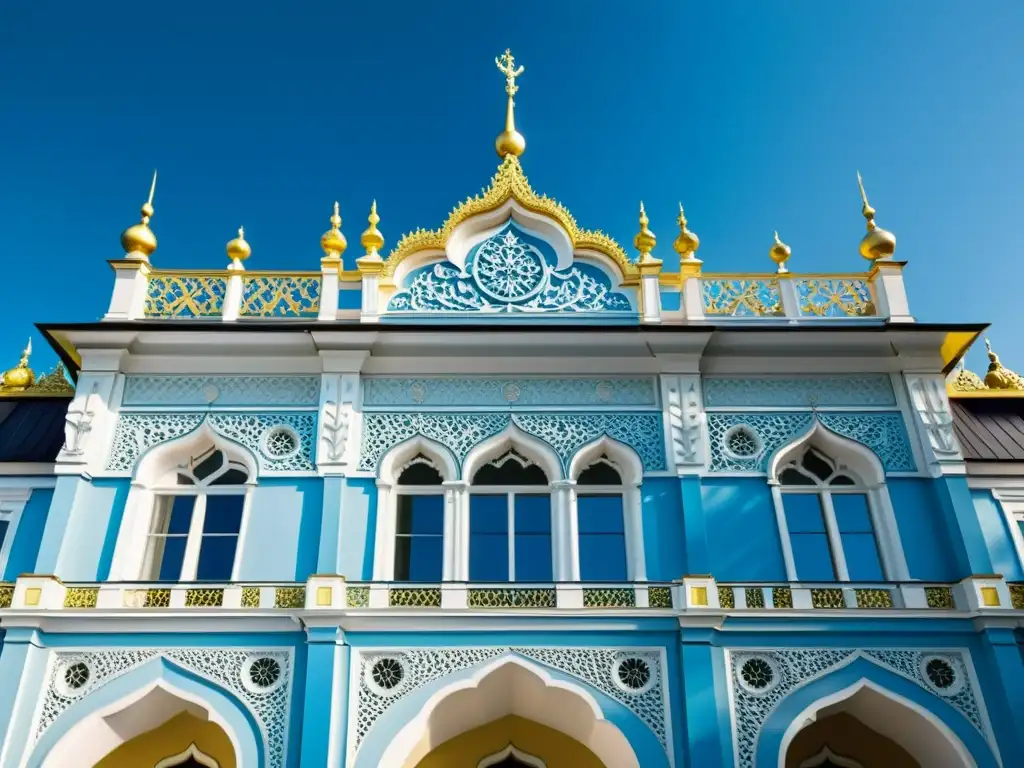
495,49,524,96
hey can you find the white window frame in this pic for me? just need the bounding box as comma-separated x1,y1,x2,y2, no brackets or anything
574,455,633,582
391,455,447,582
993,489,1024,573
0,489,31,577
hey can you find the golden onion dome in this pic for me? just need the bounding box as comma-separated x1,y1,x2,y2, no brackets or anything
226,226,251,263
360,200,385,256
856,172,896,261
984,339,1024,390
320,202,347,258
121,171,158,259
769,231,792,272
633,202,656,257
673,203,700,259
1,339,35,392
495,129,526,159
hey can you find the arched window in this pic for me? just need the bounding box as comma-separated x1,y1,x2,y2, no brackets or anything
778,446,884,582
141,444,249,582
576,455,628,582
469,449,552,582
394,454,445,582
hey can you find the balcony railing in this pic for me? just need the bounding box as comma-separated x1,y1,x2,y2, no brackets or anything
2,576,1020,615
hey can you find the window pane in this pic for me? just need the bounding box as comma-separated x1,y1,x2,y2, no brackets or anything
514,495,550,534
790,533,836,582
152,496,196,535
779,467,815,486
832,494,872,533
578,495,625,534
577,461,622,485
156,536,187,581
801,450,834,482
843,532,884,581
210,467,248,486
203,495,244,534
580,533,628,581
397,495,444,535
394,533,443,582
0,519,8,551
192,448,225,481
514,530,552,581
398,460,443,485
472,458,548,485
783,494,826,533
470,495,509,581
196,535,238,580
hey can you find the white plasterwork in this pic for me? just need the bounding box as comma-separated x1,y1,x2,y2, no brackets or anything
662,375,705,471
55,372,121,476
318,373,360,473
904,373,962,471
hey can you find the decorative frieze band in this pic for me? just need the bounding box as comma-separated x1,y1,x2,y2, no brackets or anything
361,377,658,408
703,375,896,408
122,375,321,407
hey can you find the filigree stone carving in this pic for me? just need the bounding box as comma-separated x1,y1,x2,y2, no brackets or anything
728,648,987,768
362,377,658,408
320,401,350,462
353,647,667,755
62,385,98,457
703,376,896,408
122,375,320,406
906,374,960,459
666,376,703,467
35,648,293,768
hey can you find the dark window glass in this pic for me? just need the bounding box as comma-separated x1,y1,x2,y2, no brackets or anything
514,494,552,581
394,495,444,581
473,459,548,486
578,494,627,581
209,467,248,486
196,495,243,581
469,494,509,581
801,450,834,482
577,461,622,485
833,493,883,580
779,467,815,485
830,474,856,486
398,460,443,485
158,538,187,581
783,493,835,581
192,449,225,481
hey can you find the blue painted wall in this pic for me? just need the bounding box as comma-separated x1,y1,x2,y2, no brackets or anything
972,489,1024,581
660,290,681,312
888,478,960,581
641,477,686,580
702,478,786,581
236,479,323,581
3,488,52,580
338,287,362,309
339,477,377,580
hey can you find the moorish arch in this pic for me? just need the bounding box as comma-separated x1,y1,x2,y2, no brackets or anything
23,657,264,768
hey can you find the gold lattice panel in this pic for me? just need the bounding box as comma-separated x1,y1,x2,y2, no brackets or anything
145,274,227,317
63,588,99,608
240,275,321,317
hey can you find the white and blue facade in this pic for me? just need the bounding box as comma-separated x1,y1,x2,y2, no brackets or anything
0,145,1022,768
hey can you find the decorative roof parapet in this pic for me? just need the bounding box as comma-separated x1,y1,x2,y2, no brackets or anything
948,339,1024,396
381,154,634,280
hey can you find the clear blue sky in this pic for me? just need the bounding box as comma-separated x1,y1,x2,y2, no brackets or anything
2,2,1021,376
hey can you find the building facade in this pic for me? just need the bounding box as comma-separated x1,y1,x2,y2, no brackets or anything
1,51,1023,768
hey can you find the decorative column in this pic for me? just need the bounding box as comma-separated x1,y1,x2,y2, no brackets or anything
904,373,963,476
222,227,250,322
298,626,348,768
319,202,347,321
442,481,470,581
0,628,52,768
551,480,578,581
634,202,662,323
106,171,159,321
356,201,386,323
674,203,704,321
856,172,911,322
663,374,710,574
769,232,800,319
623,484,647,581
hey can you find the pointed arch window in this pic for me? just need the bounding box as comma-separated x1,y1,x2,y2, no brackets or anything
141,445,249,582
394,454,445,582
576,456,628,582
778,447,884,582
469,449,552,582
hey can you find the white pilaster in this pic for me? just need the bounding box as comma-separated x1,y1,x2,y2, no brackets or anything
372,481,393,581
56,349,125,477
319,262,340,321
222,268,244,322
680,262,705,321
778,276,801,320
104,261,150,320
662,374,706,473
640,273,662,323
442,481,469,581
551,480,577,581
870,261,913,322
623,484,647,581
904,373,963,476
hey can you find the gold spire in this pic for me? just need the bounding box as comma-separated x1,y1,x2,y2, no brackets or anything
360,200,385,258
856,172,896,261
769,231,792,273
984,338,1024,390
0,338,35,392
494,49,526,158
226,226,251,269
120,170,158,261
634,202,657,260
320,201,348,262
673,203,700,260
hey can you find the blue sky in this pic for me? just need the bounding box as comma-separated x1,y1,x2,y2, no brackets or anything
1,2,1021,375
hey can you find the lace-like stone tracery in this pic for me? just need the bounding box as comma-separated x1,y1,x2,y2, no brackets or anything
35,648,293,768
729,649,986,768
107,412,316,472
354,647,668,755
358,412,666,474
122,375,320,406
703,376,896,408
361,377,658,407
707,412,915,472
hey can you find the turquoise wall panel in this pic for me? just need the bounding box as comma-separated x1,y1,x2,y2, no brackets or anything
972,489,1024,581
3,488,52,580
93,479,131,581
46,479,128,581
338,287,362,309
641,477,686,580
236,479,323,581
340,478,377,580
702,478,787,581
887,479,959,581
660,290,681,312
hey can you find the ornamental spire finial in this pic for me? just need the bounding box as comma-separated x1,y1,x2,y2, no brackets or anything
634,201,657,260
856,171,896,261
494,49,526,159
673,202,700,261
361,200,385,258
119,169,159,261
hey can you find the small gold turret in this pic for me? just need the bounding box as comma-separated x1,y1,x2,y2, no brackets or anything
673,203,700,261
634,202,657,260
320,202,347,262
494,49,526,158
984,339,1024,390
360,200,385,258
120,170,159,261
856,172,896,261
769,231,792,273
226,226,251,270
0,338,35,392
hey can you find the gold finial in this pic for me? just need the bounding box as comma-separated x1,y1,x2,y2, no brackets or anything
984,338,1024,390
120,169,159,260
320,201,348,260
226,226,251,268
769,231,792,273
494,49,526,158
360,200,385,258
0,338,35,392
673,202,700,260
856,171,896,261
633,202,657,259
